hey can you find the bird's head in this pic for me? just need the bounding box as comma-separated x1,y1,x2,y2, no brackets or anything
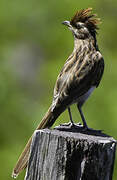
62,8,100,40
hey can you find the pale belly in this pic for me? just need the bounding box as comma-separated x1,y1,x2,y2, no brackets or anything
77,86,96,106
52,86,96,111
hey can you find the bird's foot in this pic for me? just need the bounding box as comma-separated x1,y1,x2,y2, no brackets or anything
54,122,74,130
54,122,84,132
74,124,103,133
83,127,102,133
60,122,73,127
54,122,103,135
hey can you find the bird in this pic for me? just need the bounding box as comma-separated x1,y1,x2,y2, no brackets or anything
12,8,104,178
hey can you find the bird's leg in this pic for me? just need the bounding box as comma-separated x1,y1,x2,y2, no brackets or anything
54,107,74,129
68,107,74,125
77,104,88,129
77,104,102,133
54,107,81,130
67,107,82,128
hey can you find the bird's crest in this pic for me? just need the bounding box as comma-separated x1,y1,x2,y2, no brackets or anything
70,8,100,31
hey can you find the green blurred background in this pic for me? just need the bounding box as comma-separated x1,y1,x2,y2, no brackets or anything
0,0,117,179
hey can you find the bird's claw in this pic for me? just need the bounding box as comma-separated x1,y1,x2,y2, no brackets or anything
54,122,102,135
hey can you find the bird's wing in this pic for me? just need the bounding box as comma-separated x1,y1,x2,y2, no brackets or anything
52,50,104,110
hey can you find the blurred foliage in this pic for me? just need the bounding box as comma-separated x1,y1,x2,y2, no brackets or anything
0,0,117,179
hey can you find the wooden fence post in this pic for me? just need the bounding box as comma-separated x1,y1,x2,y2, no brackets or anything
25,128,116,180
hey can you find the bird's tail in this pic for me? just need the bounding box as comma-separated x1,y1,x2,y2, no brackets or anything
12,106,58,178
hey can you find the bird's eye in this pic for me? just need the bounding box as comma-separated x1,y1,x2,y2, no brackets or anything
77,24,82,29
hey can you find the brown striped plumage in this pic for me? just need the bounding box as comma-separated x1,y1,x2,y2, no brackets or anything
12,8,104,178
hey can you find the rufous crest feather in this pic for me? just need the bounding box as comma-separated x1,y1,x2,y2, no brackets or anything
70,8,101,31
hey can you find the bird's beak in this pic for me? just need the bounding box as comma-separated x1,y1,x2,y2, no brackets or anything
62,21,71,27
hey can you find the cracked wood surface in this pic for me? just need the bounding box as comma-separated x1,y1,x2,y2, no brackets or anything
25,128,116,180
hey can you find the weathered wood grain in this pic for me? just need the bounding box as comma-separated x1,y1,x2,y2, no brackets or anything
25,128,116,180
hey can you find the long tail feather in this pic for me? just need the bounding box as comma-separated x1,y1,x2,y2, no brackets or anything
12,106,56,178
